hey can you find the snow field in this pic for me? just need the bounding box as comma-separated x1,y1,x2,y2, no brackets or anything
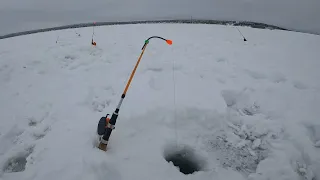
0,24,320,180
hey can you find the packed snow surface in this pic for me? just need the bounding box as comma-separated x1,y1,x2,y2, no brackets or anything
0,24,320,180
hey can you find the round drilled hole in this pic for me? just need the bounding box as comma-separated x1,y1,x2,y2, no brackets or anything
163,144,205,175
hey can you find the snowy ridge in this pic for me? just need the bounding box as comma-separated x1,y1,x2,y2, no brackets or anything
0,24,320,180
0,20,289,40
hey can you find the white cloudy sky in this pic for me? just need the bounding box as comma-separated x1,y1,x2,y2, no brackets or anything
0,0,319,35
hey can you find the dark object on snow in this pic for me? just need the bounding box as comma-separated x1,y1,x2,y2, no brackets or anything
235,26,248,42
3,146,34,173
91,39,96,46
97,114,110,135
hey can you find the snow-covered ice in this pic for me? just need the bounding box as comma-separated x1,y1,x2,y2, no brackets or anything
0,24,320,180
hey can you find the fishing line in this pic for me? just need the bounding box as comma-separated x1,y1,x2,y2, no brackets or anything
172,50,178,147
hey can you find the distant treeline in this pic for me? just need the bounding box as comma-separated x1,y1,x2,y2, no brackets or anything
0,19,289,40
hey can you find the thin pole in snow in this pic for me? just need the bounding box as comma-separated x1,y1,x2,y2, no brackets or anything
91,22,97,46
235,26,247,41
75,29,80,37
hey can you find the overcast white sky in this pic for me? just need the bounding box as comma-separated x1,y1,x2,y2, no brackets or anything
0,0,319,35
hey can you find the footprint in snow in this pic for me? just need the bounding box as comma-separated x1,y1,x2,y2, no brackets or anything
27,109,51,127
216,77,226,84
91,97,111,112
145,67,163,73
64,55,77,60
28,118,38,127
221,89,260,116
32,126,51,140
269,72,287,83
216,57,227,63
77,46,103,57
0,126,24,155
69,61,92,70
0,106,53,170
103,86,116,96
245,69,267,80
2,146,34,173
61,54,77,68
82,87,114,112
26,104,54,140
292,81,308,90
305,124,320,148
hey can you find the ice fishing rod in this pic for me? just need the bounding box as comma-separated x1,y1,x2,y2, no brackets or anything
235,26,247,41
56,36,59,44
97,36,172,151
91,22,97,46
